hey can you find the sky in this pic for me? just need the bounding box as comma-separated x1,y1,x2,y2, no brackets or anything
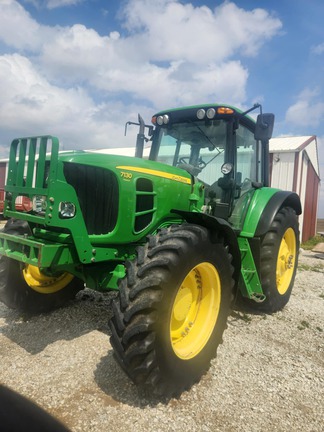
0,0,323,217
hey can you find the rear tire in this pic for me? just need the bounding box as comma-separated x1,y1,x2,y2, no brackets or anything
0,219,84,314
245,207,299,313
109,224,235,397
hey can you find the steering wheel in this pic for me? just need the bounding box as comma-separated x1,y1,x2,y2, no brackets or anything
197,157,207,169
178,157,206,169
179,157,190,165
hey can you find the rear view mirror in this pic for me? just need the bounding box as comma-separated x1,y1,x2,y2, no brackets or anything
254,113,275,141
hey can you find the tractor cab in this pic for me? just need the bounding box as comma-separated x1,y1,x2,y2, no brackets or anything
147,104,274,223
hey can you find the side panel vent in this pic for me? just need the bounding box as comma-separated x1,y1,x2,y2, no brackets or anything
135,178,155,233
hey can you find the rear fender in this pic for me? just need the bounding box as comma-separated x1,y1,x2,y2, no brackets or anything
241,190,302,238
172,210,241,284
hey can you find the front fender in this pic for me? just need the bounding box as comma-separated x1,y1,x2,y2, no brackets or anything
240,189,302,238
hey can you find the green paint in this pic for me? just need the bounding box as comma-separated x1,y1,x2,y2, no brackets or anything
0,104,294,302
239,187,280,237
106,264,126,290
1,135,193,281
237,237,266,302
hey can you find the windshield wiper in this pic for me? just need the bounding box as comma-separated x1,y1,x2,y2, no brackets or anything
185,118,216,150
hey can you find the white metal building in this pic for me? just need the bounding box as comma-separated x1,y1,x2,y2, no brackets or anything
269,135,320,241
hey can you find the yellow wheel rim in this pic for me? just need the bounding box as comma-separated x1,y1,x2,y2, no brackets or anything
170,262,221,360
276,228,296,295
23,265,74,294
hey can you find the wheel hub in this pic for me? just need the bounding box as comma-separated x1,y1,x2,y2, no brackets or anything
172,286,193,322
170,262,221,360
287,254,294,269
23,265,74,294
276,228,296,295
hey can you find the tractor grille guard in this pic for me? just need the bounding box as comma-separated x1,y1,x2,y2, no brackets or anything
0,136,80,268
4,136,58,223
1,136,122,266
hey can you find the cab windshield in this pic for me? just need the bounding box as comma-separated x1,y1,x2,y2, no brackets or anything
151,119,228,184
150,117,261,189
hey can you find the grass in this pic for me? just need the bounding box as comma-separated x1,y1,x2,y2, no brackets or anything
298,320,310,330
301,234,324,250
297,321,323,333
231,310,252,323
298,263,324,273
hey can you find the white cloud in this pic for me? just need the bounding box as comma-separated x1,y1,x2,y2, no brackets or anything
36,0,279,107
46,0,82,8
1,1,282,83
39,24,114,82
285,88,324,129
312,42,324,55
23,0,83,9
121,0,282,63
0,54,140,154
0,0,283,154
0,0,47,51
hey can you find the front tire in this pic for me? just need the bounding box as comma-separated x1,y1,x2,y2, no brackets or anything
0,219,84,314
109,224,235,397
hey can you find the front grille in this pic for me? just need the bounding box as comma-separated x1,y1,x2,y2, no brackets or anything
63,163,118,235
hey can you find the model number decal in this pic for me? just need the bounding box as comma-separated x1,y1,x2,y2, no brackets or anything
120,171,133,180
116,165,191,185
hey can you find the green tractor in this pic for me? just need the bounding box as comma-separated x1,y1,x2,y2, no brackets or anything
0,103,301,397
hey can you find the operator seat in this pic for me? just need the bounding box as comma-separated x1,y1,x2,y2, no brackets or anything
206,180,223,201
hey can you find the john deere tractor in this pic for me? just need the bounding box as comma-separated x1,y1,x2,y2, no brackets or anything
0,103,301,397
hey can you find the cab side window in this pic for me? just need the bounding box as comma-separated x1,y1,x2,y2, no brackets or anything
236,124,261,183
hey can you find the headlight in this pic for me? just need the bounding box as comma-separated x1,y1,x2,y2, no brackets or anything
156,114,170,125
197,109,206,120
156,115,164,125
59,202,76,218
163,114,169,124
32,195,47,213
207,108,216,119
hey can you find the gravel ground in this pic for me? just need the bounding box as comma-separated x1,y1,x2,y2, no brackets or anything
0,249,323,431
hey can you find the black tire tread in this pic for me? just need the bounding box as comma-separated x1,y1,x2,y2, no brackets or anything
109,223,235,397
